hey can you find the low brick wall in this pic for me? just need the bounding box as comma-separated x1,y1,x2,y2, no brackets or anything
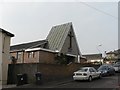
7,63,100,84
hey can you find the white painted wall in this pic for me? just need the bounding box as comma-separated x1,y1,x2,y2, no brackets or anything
0,32,2,88
0,32,11,85
2,33,11,85
88,59,103,63
77,55,80,63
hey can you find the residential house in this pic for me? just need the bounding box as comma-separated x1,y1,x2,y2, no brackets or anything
105,49,120,63
82,54,103,64
0,28,14,85
10,22,86,64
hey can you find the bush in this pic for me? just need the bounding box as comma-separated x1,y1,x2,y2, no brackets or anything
55,53,68,65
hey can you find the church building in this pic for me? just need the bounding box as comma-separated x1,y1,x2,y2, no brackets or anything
10,22,86,64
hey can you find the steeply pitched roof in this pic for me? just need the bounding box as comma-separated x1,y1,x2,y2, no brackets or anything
46,22,72,51
10,22,81,56
10,40,47,51
0,28,14,37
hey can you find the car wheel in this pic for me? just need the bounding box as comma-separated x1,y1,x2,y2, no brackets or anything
118,70,120,73
112,70,115,75
99,74,102,79
107,72,110,76
88,76,92,82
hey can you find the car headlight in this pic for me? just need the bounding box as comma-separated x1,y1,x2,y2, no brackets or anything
103,70,107,73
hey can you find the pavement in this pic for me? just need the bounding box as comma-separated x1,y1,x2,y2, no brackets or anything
2,77,73,89
1,74,120,89
2,84,16,89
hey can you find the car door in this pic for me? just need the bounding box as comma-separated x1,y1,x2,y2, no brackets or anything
89,68,96,78
107,66,113,75
92,67,99,78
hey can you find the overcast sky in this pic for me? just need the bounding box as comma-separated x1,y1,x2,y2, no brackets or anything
0,1,118,55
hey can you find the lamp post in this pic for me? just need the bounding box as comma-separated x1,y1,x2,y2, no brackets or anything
96,44,102,65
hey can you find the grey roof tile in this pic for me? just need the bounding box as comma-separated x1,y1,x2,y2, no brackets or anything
10,40,47,51
46,22,72,51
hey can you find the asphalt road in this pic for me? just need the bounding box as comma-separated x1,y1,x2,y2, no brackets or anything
3,73,120,89
52,74,119,88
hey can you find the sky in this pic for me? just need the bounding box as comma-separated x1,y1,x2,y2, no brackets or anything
0,0,118,55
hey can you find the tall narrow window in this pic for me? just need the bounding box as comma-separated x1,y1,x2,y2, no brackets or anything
17,52,22,60
33,52,35,58
68,31,73,50
28,52,35,58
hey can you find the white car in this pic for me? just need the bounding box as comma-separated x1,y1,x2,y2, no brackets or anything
73,67,101,81
113,64,120,72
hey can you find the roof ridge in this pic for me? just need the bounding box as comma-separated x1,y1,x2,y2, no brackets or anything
0,28,14,37
52,22,72,27
11,39,47,46
83,53,102,55
29,41,47,49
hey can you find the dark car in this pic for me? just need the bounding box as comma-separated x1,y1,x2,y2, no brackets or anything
115,61,120,64
98,64,115,76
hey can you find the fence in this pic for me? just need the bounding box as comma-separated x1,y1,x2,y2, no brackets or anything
7,63,100,84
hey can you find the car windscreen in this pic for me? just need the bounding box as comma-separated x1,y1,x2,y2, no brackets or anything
116,62,120,64
78,68,88,72
113,64,120,67
98,66,108,70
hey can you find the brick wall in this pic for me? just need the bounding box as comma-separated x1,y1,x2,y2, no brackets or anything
7,63,100,84
24,51,39,63
10,50,56,64
39,51,55,64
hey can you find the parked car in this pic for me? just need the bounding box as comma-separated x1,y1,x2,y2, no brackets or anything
73,67,101,82
113,63,120,72
115,61,120,64
97,64,115,76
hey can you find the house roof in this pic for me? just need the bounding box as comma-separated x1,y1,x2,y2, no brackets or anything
82,54,102,60
0,28,14,37
106,51,116,54
25,47,58,53
10,22,81,56
10,40,47,51
106,49,120,55
46,22,72,51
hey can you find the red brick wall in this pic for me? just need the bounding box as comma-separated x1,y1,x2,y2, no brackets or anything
7,63,100,84
10,50,87,64
10,50,56,64
39,51,55,64
24,51,39,63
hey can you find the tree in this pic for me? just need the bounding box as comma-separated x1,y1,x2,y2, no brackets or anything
55,53,68,65
11,56,17,64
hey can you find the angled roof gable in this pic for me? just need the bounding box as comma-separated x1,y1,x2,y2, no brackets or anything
46,22,81,56
46,22,72,51
0,28,14,37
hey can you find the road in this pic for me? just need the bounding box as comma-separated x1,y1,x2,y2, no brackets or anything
2,73,120,89
51,74,119,88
